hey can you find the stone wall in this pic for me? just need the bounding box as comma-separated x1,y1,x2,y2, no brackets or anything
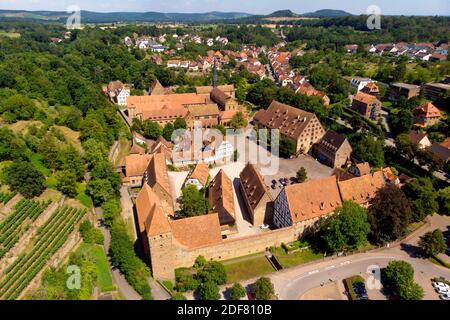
171,226,296,270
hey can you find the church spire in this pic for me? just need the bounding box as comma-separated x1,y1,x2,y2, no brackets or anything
212,57,218,87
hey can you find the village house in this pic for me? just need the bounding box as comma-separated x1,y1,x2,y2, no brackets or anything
348,77,374,92
122,154,152,187
313,130,352,168
208,169,236,227
429,143,450,164
424,82,450,101
351,91,382,120
105,81,131,106
345,44,359,54
253,100,326,154
239,163,273,227
183,162,210,190
348,162,371,177
360,82,380,97
413,102,441,127
273,176,342,236
408,130,432,149
389,83,421,101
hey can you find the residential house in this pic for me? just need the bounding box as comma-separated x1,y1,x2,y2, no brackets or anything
408,130,432,149
239,163,273,227
389,83,421,101
313,131,352,168
349,77,373,91
429,143,450,164
184,162,210,190
253,100,326,154
361,82,380,97
424,82,450,101
106,81,131,106
413,102,441,127
208,169,236,227
122,154,152,187
351,92,382,120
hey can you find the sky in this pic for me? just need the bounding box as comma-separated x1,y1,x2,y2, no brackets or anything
0,0,449,16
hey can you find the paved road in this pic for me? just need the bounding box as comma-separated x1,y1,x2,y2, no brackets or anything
271,214,450,300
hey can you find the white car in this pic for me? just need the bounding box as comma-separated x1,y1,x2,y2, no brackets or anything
436,287,450,295
260,224,269,230
433,282,450,290
439,293,450,300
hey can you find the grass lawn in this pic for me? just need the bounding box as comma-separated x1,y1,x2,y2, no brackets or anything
223,254,275,283
115,137,131,167
53,125,82,151
271,247,322,269
79,243,116,292
30,153,51,176
75,183,93,208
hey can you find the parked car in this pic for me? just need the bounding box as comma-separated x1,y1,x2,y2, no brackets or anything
272,179,277,185
260,224,269,230
271,184,276,189
433,282,450,290
439,293,450,300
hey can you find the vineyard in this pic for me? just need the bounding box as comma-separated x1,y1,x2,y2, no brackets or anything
0,205,86,300
0,192,15,204
0,199,51,260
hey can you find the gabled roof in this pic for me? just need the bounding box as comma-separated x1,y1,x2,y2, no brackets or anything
408,130,428,144
338,171,385,205
210,87,232,105
129,144,145,155
125,154,152,177
355,162,371,176
149,79,165,95
170,214,222,249
283,176,342,223
318,130,348,151
188,162,209,186
136,184,170,235
253,100,321,140
429,143,450,162
209,169,235,224
195,85,235,95
414,102,441,118
239,163,272,210
146,151,171,196
186,104,220,117
353,91,380,105
441,137,450,149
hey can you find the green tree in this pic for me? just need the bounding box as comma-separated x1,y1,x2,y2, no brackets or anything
395,133,418,161
87,179,115,206
368,184,412,244
320,201,370,253
296,167,307,183
101,198,121,227
179,185,209,218
56,170,78,198
384,260,424,300
194,255,207,269
229,111,248,129
253,277,274,300
351,134,384,168
279,137,296,158
230,283,246,300
402,178,438,222
199,281,220,300
143,120,163,139
174,118,187,130
79,220,104,245
5,161,45,198
437,187,450,214
163,123,175,141
197,261,227,285
418,229,446,257
171,292,187,300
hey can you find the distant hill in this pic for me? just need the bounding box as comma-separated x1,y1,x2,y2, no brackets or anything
267,10,299,18
302,9,353,18
0,9,254,23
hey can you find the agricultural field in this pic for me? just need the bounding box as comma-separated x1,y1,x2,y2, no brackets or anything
0,205,86,300
0,192,15,205
0,199,51,260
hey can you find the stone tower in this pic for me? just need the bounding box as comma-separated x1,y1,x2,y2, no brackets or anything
145,203,175,281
